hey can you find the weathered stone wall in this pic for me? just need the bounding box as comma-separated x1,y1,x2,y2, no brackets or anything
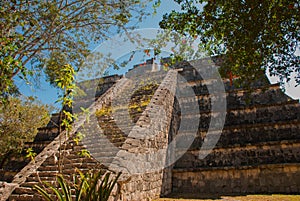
176,141,300,168
110,69,178,200
172,163,300,194
160,97,181,197
171,60,300,196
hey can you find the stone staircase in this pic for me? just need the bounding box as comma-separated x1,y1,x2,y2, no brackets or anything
3,64,174,201
81,67,167,167
1,58,300,200
3,74,123,201
0,75,122,186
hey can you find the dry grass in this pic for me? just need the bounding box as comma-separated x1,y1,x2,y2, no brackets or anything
154,194,300,201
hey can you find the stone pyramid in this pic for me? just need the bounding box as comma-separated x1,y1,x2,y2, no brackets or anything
1,58,299,201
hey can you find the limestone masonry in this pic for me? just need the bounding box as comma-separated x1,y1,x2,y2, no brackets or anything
0,58,300,201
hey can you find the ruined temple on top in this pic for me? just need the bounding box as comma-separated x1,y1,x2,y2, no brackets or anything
1,57,300,201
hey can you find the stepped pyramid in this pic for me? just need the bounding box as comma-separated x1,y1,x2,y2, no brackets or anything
0,58,300,201
171,60,300,195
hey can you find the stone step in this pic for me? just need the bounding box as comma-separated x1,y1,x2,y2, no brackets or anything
217,122,300,148
126,68,167,79
172,163,300,194
177,91,296,113
177,103,300,131
95,111,150,125
96,103,153,114
37,160,101,173
178,77,271,89
26,175,57,183
178,97,299,115
9,194,36,201
225,88,293,109
177,79,285,97
85,149,118,158
19,181,40,188
58,153,91,161
174,140,300,169
86,144,120,153
175,120,300,150
87,156,114,165
89,148,118,157
96,122,136,130
34,171,59,178
17,183,38,190
83,135,126,144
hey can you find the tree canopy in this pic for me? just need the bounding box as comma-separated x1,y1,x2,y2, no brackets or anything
0,0,159,166
0,97,50,168
160,0,299,87
0,0,154,98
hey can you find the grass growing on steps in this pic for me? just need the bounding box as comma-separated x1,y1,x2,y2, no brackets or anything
154,194,300,201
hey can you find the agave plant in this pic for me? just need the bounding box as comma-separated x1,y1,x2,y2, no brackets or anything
34,169,121,201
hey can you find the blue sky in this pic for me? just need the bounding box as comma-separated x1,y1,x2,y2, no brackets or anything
16,0,299,110
16,0,181,110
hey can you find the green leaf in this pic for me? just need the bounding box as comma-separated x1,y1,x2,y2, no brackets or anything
33,185,53,201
